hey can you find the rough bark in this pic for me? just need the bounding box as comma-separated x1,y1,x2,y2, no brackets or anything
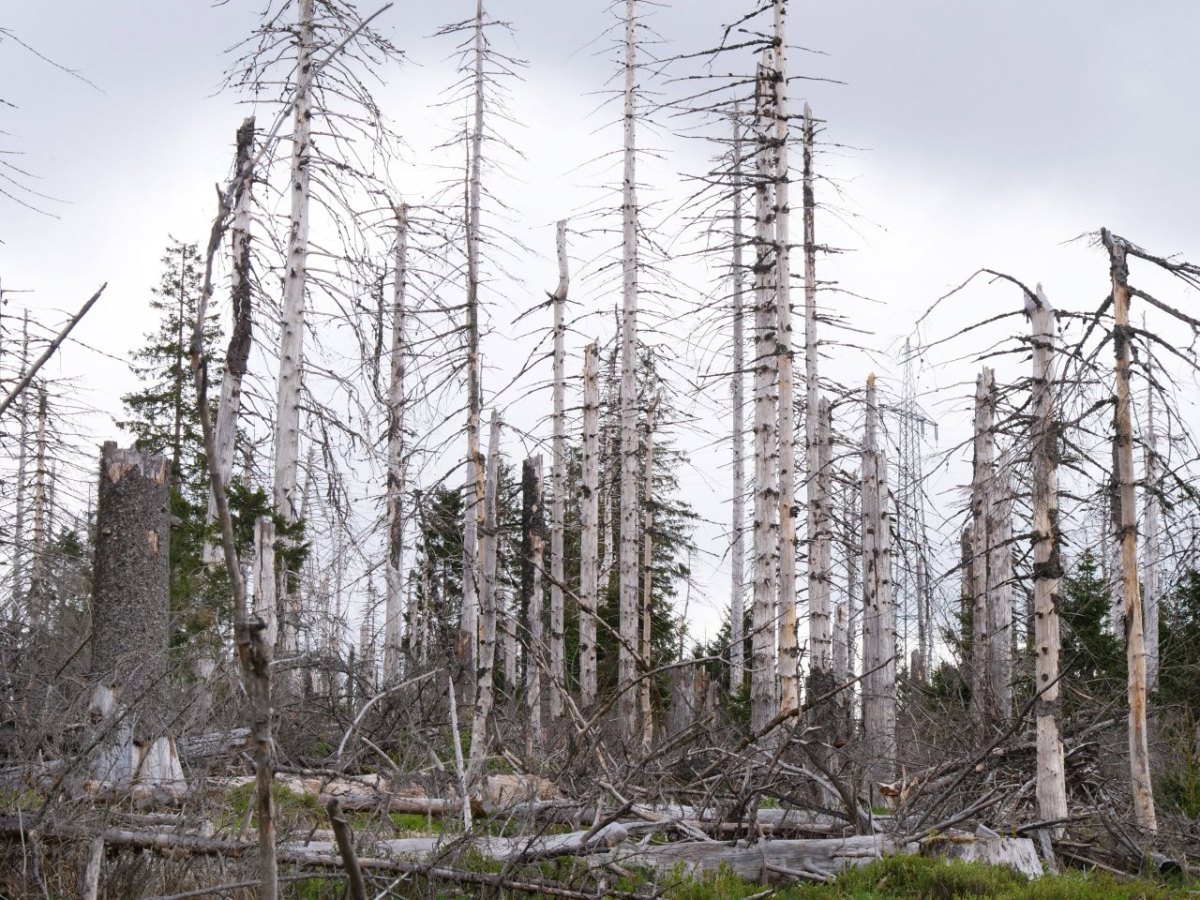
1028,284,1067,828
1142,344,1160,693
861,375,896,788
580,341,600,707
207,117,256,564
26,384,48,630
1101,228,1157,833
522,456,545,758
750,54,779,734
617,0,642,742
384,203,409,682
11,315,30,617
640,398,658,751
987,454,1014,719
730,107,748,693
252,516,278,652
969,368,995,728
550,219,568,720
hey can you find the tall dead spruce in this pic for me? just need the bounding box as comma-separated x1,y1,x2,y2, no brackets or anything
383,203,409,682
729,109,748,692
580,341,601,706
549,219,569,720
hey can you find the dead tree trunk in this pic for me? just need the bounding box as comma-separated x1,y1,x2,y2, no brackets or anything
861,375,896,789
522,456,545,759
89,443,184,797
27,384,49,631
1101,228,1157,834
750,54,779,734
1028,284,1068,828
384,203,409,682
470,411,501,782
550,220,568,720
252,516,278,652
11,315,30,617
580,341,601,707
207,117,255,563
969,368,996,729
273,0,314,679
617,0,642,742
987,454,1014,719
729,108,748,693
640,398,658,751
772,1,800,715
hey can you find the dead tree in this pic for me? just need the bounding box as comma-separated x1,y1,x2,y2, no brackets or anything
252,516,278,652
750,53,779,733
580,341,600,706
968,367,996,727
729,109,747,693
383,202,409,682
550,219,568,720
522,455,545,758
640,397,658,752
986,453,1014,720
469,411,501,782
1027,284,1067,828
1142,341,1160,693
88,443,184,797
861,374,895,789
1100,228,1157,833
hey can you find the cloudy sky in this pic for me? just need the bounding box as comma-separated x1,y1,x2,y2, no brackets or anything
4,0,1198,645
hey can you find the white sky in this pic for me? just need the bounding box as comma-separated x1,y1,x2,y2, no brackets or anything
4,0,1199,653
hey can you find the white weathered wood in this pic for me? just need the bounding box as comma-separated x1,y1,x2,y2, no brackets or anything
1101,228,1157,833
730,107,748,692
969,368,995,728
750,54,779,734
272,0,314,687
580,341,600,706
922,835,1041,878
460,0,489,704
384,203,409,682
26,384,48,629
80,836,104,900
469,411,501,783
987,453,1014,719
550,219,568,720
617,0,642,741
862,375,896,788
1028,284,1068,829
10,314,30,616
773,3,800,714
252,516,277,652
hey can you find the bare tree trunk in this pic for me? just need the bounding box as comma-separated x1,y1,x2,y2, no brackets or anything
843,476,859,691
470,412,500,782
969,368,995,728
640,398,658,751
772,0,800,714
580,341,600,707
601,346,617,591
1101,228,1157,834
1108,440,1124,636
11,314,30,617
861,375,895,789
750,54,779,734
27,384,48,631
987,454,1014,719
550,220,568,720
273,0,314,699
207,117,256,564
1028,284,1068,829
501,588,517,696
384,203,409,682
522,456,545,759
252,516,277,652
1143,342,1160,693
460,0,489,707
617,0,642,741
729,108,748,693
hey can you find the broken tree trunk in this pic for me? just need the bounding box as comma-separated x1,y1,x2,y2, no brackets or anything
550,219,568,721
384,202,409,682
469,411,501,784
207,116,255,564
88,443,184,799
580,341,600,707
1028,283,1068,829
1101,228,1157,834
861,375,896,790
750,53,779,734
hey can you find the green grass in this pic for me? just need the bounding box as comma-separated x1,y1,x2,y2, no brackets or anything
654,856,1198,900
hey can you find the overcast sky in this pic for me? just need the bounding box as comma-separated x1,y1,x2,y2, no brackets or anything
4,0,1198,645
